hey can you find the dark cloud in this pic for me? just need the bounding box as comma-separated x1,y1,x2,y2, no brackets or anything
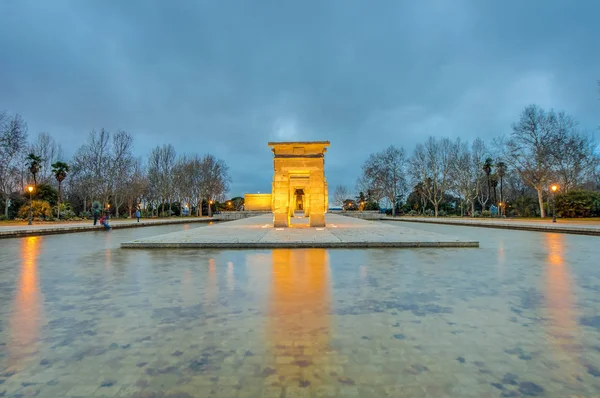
1,0,598,195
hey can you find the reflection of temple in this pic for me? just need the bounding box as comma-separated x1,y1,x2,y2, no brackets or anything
267,249,332,388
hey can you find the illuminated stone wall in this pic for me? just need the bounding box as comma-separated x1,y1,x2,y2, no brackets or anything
244,193,272,211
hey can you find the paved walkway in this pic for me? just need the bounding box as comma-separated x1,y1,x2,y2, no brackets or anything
385,216,600,236
0,217,213,239
121,214,479,249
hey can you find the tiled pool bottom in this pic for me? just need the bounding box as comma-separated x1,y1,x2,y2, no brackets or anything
0,224,599,397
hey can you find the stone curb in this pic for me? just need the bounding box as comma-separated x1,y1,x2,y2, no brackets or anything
383,217,600,236
0,218,216,239
120,241,479,249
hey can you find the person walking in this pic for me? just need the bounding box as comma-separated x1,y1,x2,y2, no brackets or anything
135,208,141,222
93,208,100,225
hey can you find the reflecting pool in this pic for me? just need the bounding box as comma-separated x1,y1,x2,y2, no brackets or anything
0,222,599,397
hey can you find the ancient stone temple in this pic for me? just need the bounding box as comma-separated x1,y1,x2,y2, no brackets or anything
269,141,329,227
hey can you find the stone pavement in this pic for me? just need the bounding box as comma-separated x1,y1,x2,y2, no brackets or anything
0,217,214,239
386,216,600,236
121,213,479,248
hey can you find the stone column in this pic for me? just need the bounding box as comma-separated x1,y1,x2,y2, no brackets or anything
309,170,326,227
304,192,310,217
273,171,290,227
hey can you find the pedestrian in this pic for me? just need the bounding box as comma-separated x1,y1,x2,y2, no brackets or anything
93,208,99,225
135,208,141,222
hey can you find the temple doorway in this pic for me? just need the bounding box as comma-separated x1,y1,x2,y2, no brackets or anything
295,189,304,211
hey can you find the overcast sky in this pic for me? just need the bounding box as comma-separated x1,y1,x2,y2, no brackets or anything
1,0,598,196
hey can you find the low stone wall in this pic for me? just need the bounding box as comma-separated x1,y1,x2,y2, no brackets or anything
213,211,271,221
335,211,384,220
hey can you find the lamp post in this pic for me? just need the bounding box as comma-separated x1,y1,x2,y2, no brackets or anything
551,184,558,223
208,200,213,217
27,186,34,225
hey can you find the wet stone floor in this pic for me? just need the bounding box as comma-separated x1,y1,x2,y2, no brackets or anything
0,221,599,397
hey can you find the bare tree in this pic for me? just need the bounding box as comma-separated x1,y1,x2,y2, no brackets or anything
110,131,135,217
172,154,204,216
504,105,562,218
551,115,599,192
71,129,112,209
451,138,479,216
0,112,28,218
147,144,176,216
361,145,407,216
332,185,349,208
30,132,63,184
410,137,454,217
198,154,230,217
123,158,148,217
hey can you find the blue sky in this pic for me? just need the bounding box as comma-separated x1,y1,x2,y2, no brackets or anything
1,0,598,196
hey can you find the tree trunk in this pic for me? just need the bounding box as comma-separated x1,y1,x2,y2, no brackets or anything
434,203,439,217
57,182,62,219
536,187,546,218
161,202,165,217
487,176,491,210
391,197,396,216
4,196,9,218
471,200,475,217
83,197,87,215
500,178,503,216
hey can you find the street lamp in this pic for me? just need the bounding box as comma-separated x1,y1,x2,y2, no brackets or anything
551,184,559,223
498,202,503,217
27,186,34,225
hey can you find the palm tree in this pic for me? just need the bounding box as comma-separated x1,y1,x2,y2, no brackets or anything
26,153,43,186
51,161,70,219
490,176,498,215
496,161,507,216
482,158,493,211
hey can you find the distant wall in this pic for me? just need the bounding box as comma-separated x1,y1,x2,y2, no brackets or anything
337,211,383,220
213,211,271,221
244,193,272,211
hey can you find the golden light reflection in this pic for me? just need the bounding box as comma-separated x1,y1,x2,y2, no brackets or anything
268,249,332,387
206,258,218,304
360,265,367,281
105,248,112,270
9,236,44,369
497,240,505,279
182,269,195,306
544,233,582,382
227,261,235,292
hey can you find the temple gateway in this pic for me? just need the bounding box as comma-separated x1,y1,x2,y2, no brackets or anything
244,141,329,227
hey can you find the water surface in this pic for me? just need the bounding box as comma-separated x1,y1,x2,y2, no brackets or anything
1,222,599,397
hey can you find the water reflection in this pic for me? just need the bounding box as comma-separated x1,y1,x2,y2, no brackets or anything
544,233,582,382
205,258,218,305
268,249,331,388
8,236,44,369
